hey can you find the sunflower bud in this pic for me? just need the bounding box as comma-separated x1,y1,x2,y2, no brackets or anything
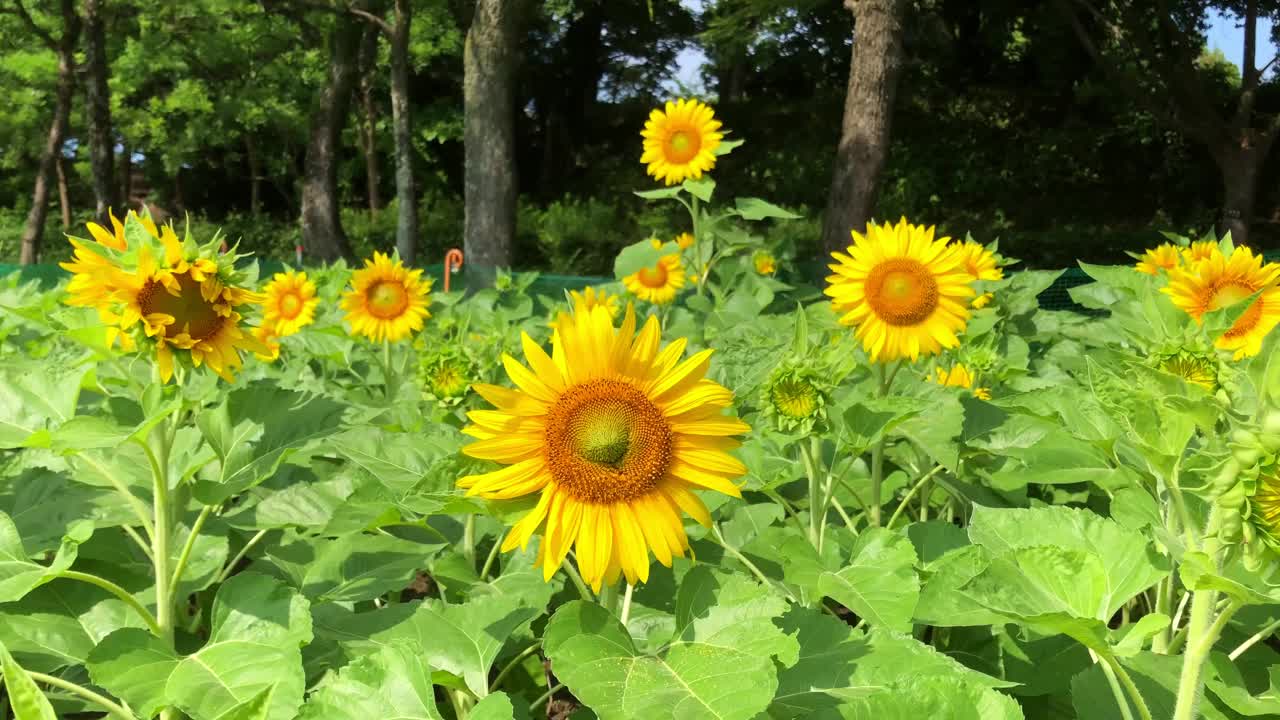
761,361,831,433
418,351,475,406
1154,349,1219,392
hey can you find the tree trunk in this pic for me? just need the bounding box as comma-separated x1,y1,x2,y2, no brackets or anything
390,0,418,264
463,0,527,281
358,21,382,215
301,6,365,262
121,143,132,205
1214,139,1269,246
83,0,116,220
56,156,71,230
20,6,79,264
246,135,262,215
821,0,908,256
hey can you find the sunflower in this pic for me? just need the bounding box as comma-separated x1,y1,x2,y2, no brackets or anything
931,363,991,400
957,240,1003,282
568,287,621,320
459,304,748,590
261,269,318,337
418,350,474,404
674,233,695,250
1157,351,1218,391
1250,471,1280,543
640,98,723,186
624,255,685,305
754,250,777,276
1135,243,1181,275
61,209,164,318
825,218,976,362
62,211,267,382
1183,241,1221,266
1163,246,1280,359
341,252,432,342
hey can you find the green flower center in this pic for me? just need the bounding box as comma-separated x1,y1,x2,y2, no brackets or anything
772,379,818,419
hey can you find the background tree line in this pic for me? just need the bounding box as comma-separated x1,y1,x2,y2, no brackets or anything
0,0,1277,275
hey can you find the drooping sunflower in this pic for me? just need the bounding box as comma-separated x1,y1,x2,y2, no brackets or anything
957,240,1003,282
341,251,432,342
1163,246,1280,359
62,211,268,382
753,250,777,276
931,363,991,400
459,304,748,589
1250,471,1280,545
261,269,319,337
1135,243,1181,275
624,255,685,305
568,287,621,320
825,218,976,362
674,232,695,250
640,98,724,186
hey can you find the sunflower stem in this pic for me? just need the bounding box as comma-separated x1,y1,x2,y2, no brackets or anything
799,437,823,549
462,514,476,569
688,194,705,297
148,413,176,720
27,671,137,720
620,582,635,625
561,560,595,603
1172,506,1229,720
886,465,945,530
480,531,505,580
381,339,395,400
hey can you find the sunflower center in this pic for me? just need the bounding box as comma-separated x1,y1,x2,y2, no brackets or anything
139,271,224,341
864,259,940,326
1209,281,1256,312
771,379,818,419
544,379,671,504
637,263,669,289
1223,298,1264,339
367,281,409,319
278,292,303,319
665,128,701,164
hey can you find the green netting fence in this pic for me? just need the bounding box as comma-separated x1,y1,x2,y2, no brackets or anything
5,253,1279,314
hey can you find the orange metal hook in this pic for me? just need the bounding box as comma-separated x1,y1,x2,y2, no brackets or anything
444,248,464,292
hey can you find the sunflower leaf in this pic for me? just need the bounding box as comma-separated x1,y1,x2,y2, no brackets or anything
613,238,667,281
297,642,443,720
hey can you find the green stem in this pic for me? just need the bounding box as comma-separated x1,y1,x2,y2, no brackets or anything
799,438,822,548
867,361,900,528
1104,654,1154,720
598,580,619,613
885,465,946,529
480,531,505,580
531,683,564,713
1095,652,1136,720
560,558,595,602
78,453,155,539
689,194,705,297
1172,508,1228,720
382,339,394,400
169,505,213,591
489,641,542,693
620,582,635,625
1229,616,1280,660
27,671,137,720
710,525,800,604
215,529,269,584
56,570,161,636
462,514,477,569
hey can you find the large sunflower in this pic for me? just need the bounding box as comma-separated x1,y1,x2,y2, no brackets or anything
62,211,267,382
1163,246,1280,359
624,255,685,305
262,269,319,337
341,252,432,342
825,218,976,362
568,286,621,320
1135,243,1181,275
459,305,748,590
1183,241,1221,266
640,98,723,185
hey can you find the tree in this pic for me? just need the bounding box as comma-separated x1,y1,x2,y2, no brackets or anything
464,0,528,278
82,0,116,219
354,0,419,264
300,6,366,262
821,0,909,255
1059,0,1280,245
357,19,382,215
12,0,80,264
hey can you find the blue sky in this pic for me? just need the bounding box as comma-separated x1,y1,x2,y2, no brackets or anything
669,8,1277,93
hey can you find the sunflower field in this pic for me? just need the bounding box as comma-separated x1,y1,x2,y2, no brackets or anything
3,101,1280,720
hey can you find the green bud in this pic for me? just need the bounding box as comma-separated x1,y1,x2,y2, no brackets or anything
1232,428,1261,448
1218,482,1247,511
1212,459,1242,493
1261,411,1280,453
1235,445,1263,467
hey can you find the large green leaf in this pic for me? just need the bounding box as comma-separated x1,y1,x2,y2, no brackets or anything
0,513,91,603
768,608,1014,719
733,197,800,221
0,580,148,673
913,545,1007,627
0,640,58,720
544,601,765,720
194,383,346,504
298,642,443,720
87,628,182,719
262,531,440,603
818,528,919,633
613,238,668,280
313,593,539,697
831,675,1024,720
165,573,312,720
968,506,1168,618
0,362,82,450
